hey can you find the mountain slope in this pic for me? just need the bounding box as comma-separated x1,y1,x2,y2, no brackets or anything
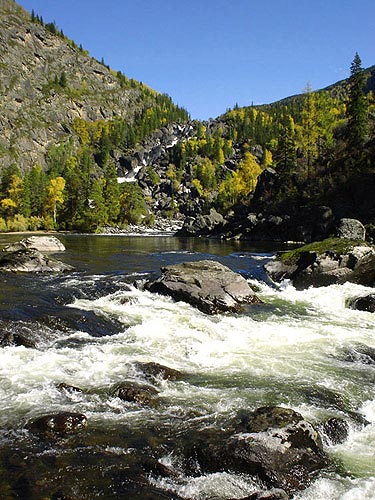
0,0,187,171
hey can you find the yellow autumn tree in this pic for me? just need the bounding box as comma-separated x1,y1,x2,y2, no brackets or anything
0,174,23,216
219,152,262,208
45,176,65,223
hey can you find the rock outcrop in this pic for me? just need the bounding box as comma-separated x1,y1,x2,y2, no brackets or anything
0,2,185,172
265,238,375,289
178,205,336,243
145,260,261,314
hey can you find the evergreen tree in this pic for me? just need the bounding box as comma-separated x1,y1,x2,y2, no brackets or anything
103,163,121,223
275,114,296,173
347,52,369,149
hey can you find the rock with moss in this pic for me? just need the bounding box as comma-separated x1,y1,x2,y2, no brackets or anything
264,238,375,289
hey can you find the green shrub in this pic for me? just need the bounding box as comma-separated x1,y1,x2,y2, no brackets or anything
7,214,28,232
0,217,7,232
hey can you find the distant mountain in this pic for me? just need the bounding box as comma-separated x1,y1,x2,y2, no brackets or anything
0,0,188,172
255,64,375,112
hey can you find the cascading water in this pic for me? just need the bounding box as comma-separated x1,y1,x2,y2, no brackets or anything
0,234,374,499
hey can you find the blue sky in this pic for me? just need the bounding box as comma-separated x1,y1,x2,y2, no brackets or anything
18,0,375,120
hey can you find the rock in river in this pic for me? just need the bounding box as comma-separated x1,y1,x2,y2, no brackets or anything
187,406,327,495
145,259,261,314
265,238,375,289
0,248,74,273
27,412,87,437
3,235,66,252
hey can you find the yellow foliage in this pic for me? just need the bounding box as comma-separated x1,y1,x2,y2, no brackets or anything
1,198,17,210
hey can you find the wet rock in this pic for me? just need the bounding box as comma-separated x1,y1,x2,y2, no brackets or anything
320,417,349,445
187,406,327,495
232,489,289,500
3,235,66,253
145,260,262,314
336,218,366,240
110,381,159,405
134,361,183,381
265,238,375,289
341,344,375,364
346,294,375,312
0,248,74,273
236,406,304,433
0,329,37,348
56,382,84,394
27,412,87,436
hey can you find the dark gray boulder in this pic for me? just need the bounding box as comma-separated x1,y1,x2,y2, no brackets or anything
145,260,262,314
265,238,375,289
110,381,159,405
27,412,87,436
336,218,366,240
346,294,375,312
187,406,327,495
0,248,74,273
133,361,183,382
179,208,224,236
320,417,349,445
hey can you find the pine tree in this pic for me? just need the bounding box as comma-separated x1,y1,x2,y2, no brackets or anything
347,52,369,149
275,114,296,173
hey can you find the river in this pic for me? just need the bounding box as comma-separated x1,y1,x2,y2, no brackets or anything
0,234,374,499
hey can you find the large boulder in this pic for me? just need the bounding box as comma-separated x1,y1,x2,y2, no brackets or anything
187,406,327,495
179,208,224,236
0,248,73,273
3,235,66,252
145,260,261,314
265,238,375,289
336,218,366,240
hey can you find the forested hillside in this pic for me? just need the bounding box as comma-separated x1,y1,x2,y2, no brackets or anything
0,0,374,236
0,0,188,231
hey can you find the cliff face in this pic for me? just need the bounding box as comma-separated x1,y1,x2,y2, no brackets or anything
0,1,163,171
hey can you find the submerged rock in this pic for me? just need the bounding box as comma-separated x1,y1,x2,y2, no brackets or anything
320,417,349,445
134,361,183,382
0,248,74,273
145,259,262,314
186,406,327,495
346,294,375,312
265,238,375,289
110,381,159,405
3,235,66,253
232,489,289,500
27,412,87,436
341,344,375,365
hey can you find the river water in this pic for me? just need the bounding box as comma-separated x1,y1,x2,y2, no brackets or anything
0,234,374,499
